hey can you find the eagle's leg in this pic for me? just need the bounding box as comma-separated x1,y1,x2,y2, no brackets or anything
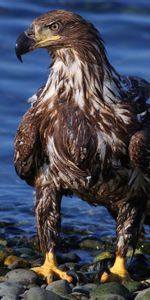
101,200,146,283
31,184,72,284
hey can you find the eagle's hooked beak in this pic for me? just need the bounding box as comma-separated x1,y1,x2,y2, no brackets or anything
15,29,36,62
16,25,61,62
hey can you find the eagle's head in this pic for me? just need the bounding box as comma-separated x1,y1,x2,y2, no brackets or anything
15,10,104,62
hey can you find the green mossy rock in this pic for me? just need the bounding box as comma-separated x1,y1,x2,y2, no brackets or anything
90,282,130,300
94,251,114,263
135,287,150,300
122,279,142,293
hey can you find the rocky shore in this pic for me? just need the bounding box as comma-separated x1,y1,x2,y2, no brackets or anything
0,222,150,299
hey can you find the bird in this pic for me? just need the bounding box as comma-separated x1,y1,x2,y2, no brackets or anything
15,10,150,284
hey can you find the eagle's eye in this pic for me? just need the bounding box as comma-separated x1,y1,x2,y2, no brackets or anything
48,22,60,31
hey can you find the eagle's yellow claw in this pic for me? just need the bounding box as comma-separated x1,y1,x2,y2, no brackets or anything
31,252,72,284
100,255,130,283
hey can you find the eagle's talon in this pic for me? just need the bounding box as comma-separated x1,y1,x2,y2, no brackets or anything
31,266,53,283
31,265,72,283
31,253,73,284
100,255,130,283
100,270,130,283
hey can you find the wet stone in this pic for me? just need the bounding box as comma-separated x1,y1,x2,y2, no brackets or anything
5,268,38,285
0,238,8,247
79,238,103,250
135,287,150,300
72,285,89,296
83,283,97,291
90,282,130,300
59,262,81,276
83,271,98,283
0,281,25,299
94,251,114,263
91,294,126,300
0,249,9,263
24,286,68,300
4,255,30,269
122,279,142,293
46,279,72,294
16,247,37,258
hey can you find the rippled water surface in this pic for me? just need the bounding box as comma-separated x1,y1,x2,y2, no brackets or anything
0,0,150,247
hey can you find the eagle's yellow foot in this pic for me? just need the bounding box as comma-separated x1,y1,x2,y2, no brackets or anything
31,253,72,284
100,255,130,283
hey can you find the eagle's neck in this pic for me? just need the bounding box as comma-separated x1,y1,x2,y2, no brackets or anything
40,46,121,112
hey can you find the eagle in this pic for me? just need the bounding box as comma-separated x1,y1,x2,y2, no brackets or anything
15,10,150,284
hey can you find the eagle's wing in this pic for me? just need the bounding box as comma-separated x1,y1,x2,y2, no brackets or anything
14,107,40,185
129,129,150,176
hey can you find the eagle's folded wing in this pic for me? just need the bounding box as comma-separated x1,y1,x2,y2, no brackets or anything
14,108,39,185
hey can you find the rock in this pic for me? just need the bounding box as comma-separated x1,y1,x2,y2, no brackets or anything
0,249,8,263
46,280,72,294
0,267,8,277
90,282,130,300
91,294,126,300
79,238,103,250
123,279,142,292
0,238,8,247
25,287,71,300
4,255,20,266
72,285,89,297
16,247,36,257
5,268,38,285
0,281,25,299
4,255,30,269
81,259,113,274
59,262,79,272
135,287,150,300
94,251,114,263
46,280,74,299
83,283,97,291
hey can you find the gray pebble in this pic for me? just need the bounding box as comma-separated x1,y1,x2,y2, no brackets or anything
24,287,69,300
135,287,150,300
83,283,97,291
5,268,38,285
0,281,25,299
92,295,126,300
46,279,72,294
46,280,73,299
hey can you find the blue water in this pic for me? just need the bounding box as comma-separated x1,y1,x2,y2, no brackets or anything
0,0,150,242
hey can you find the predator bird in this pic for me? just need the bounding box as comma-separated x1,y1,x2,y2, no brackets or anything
15,10,150,283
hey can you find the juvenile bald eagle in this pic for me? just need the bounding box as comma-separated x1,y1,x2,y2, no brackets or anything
15,10,150,283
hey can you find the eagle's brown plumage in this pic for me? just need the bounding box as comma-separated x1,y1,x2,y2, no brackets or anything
15,10,150,283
